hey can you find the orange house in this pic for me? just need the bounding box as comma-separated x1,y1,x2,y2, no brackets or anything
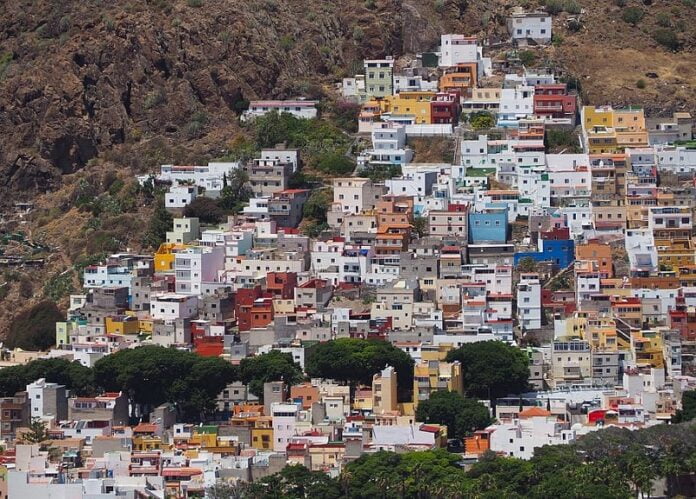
439,63,478,97
576,240,613,278
290,383,320,410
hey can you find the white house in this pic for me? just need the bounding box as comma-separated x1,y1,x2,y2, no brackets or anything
489,408,575,459
150,293,199,321
242,100,318,121
361,123,414,167
497,86,534,128
165,185,197,209
508,10,552,45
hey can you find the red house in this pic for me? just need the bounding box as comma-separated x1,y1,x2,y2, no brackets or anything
533,84,576,122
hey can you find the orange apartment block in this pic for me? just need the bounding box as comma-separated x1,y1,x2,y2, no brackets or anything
575,240,613,277
290,383,320,410
439,63,478,97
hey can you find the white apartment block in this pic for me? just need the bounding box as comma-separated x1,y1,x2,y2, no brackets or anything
150,293,199,321
439,34,480,66
165,185,197,209
242,100,318,121
517,273,541,330
332,178,386,215
272,403,299,452
174,245,226,295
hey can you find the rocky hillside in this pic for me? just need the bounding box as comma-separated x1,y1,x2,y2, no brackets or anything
0,0,694,337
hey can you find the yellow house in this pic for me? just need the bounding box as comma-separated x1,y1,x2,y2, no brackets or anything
413,359,463,408
138,318,154,335
555,315,586,341
655,239,695,270
582,106,648,153
105,315,139,335
154,243,188,273
381,91,435,124
585,317,626,351
251,417,273,450
631,330,664,368
353,389,374,413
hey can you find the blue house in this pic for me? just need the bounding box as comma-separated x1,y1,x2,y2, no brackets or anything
468,208,508,243
514,239,575,269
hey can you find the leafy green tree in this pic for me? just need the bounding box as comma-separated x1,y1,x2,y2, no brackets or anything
245,465,342,498
0,358,95,397
415,391,492,439
218,169,251,212
470,112,495,130
316,153,355,176
305,338,414,402
413,215,428,238
93,346,237,421
303,188,333,224
183,197,225,225
6,301,64,351
445,341,529,402
518,50,537,67
22,418,49,444
238,351,304,399
143,195,172,248
517,256,539,273
673,390,696,422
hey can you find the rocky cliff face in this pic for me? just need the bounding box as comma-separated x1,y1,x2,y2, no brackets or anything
0,0,421,203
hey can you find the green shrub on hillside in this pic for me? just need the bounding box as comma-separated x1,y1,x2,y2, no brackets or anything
621,6,644,25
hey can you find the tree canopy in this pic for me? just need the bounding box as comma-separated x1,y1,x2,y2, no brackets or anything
238,350,304,399
305,338,414,402
415,391,492,440
183,196,225,225
0,358,95,397
673,390,696,423
93,346,237,421
445,341,529,401
6,301,64,351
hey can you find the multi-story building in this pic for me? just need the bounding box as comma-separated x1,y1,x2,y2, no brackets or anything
517,273,542,331
364,58,394,99
508,9,552,44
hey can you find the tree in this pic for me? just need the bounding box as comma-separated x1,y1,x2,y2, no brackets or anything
245,465,342,498
673,390,696,422
6,301,64,351
470,112,495,130
445,341,529,402
0,358,95,397
238,351,304,399
305,338,414,402
415,391,492,439
622,7,644,25
518,50,536,67
218,169,251,212
517,256,539,273
412,216,428,238
303,188,333,224
143,195,172,248
93,346,237,421
315,153,355,176
183,197,225,225
22,418,49,444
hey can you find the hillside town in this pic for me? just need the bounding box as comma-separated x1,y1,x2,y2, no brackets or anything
2,8,696,499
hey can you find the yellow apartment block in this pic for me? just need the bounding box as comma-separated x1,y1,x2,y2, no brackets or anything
105,315,140,335
655,238,696,270
583,106,648,153
413,359,463,408
381,91,435,124
631,330,664,369
154,243,188,273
